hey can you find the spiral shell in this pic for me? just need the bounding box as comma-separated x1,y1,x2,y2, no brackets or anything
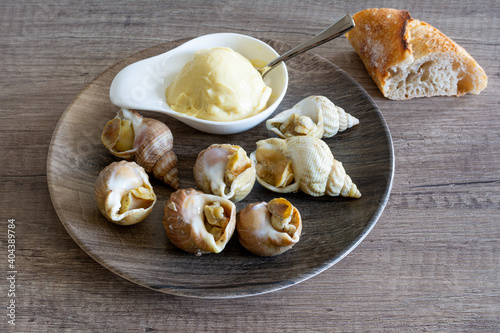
163,188,236,255
94,161,156,225
250,136,361,198
193,144,256,202
266,95,359,139
101,109,179,189
237,198,302,256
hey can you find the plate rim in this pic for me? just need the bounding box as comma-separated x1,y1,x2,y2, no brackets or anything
47,37,394,299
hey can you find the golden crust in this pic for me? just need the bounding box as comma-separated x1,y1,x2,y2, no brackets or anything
346,8,413,91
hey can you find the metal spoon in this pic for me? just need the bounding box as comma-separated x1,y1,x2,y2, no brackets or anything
258,13,355,78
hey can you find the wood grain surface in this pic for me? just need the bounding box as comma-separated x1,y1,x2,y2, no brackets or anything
2,0,499,331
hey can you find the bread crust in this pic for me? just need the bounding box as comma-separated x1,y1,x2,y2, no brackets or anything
346,8,487,99
346,8,413,92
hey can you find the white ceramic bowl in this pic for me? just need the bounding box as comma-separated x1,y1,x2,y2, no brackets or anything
109,33,288,135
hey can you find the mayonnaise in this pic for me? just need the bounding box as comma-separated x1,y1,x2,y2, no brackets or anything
166,47,272,121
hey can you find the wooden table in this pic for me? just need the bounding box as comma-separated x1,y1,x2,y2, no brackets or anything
2,1,499,331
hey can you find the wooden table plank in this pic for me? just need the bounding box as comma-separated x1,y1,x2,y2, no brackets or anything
1,0,499,331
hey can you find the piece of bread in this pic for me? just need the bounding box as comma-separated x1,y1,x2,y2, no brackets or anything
346,8,487,100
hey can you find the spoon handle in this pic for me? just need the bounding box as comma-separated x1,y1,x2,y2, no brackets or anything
259,14,355,77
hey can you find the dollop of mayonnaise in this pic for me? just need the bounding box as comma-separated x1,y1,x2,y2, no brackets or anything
165,47,272,121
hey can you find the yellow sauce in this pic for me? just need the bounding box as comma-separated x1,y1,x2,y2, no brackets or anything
166,47,272,121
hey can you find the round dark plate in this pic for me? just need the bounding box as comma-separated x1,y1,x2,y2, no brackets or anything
47,38,394,298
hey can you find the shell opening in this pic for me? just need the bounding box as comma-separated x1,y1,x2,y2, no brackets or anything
255,147,294,188
267,198,298,237
203,201,230,241
223,147,253,198
102,118,135,152
118,186,155,214
279,114,317,137
195,145,254,202
225,148,251,185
